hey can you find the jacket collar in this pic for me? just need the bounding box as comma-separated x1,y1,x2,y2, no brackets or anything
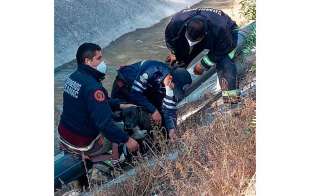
78,64,105,81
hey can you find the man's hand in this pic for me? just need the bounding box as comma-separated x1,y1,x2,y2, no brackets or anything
166,53,177,66
193,63,204,75
125,137,139,152
168,129,177,142
163,74,174,89
120,103,136,109
151,110,162,125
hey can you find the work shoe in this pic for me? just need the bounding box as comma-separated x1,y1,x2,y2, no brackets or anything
222,89,241,104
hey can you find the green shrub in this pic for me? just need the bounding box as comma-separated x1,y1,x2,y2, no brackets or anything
242,28,256,56
240,0,256,21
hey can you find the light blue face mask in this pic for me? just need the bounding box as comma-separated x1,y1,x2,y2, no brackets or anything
96,61,107,74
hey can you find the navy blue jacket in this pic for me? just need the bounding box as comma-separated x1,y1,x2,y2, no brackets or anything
165,8,238,65
59,64,129,144
118,60,178,130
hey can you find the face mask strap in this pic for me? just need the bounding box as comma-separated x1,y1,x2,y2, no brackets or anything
96,61,107,74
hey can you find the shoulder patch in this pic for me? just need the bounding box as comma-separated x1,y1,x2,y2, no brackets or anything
140,73,148,83
94,90,105,102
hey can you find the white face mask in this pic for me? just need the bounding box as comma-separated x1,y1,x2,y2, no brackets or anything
185,33,202,47
96,61,107,74
187,39,201,47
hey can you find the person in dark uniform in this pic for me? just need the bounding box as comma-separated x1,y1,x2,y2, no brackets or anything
165,8,240,102
111,60,192,142
57,43,139,180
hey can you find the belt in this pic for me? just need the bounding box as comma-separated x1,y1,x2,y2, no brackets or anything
58,124,100,152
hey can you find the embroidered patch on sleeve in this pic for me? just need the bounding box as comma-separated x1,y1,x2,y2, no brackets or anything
140,73,148,83
94,90,105,102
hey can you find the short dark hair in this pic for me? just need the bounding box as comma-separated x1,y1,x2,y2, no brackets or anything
186,18,205,41
76,43,102,65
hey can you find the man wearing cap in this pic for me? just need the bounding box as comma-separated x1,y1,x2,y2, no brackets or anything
58,43,140,179
165,8,240,102
111,60,192,141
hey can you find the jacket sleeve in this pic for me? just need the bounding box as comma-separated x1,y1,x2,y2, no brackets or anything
208,27,235,63
162,87,177,130
165,19,178,54
128,73,157,114
107,97,122,111
86,88,129,144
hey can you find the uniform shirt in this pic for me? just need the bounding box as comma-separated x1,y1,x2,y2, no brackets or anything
118,60,178,130
59,64,129,145
165,7,238,65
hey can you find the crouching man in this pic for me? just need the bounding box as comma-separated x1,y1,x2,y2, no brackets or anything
57,43,139,182
165,8,241,103
111,60,192,142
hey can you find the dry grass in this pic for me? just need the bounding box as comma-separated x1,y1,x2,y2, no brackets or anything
92,97,256,196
